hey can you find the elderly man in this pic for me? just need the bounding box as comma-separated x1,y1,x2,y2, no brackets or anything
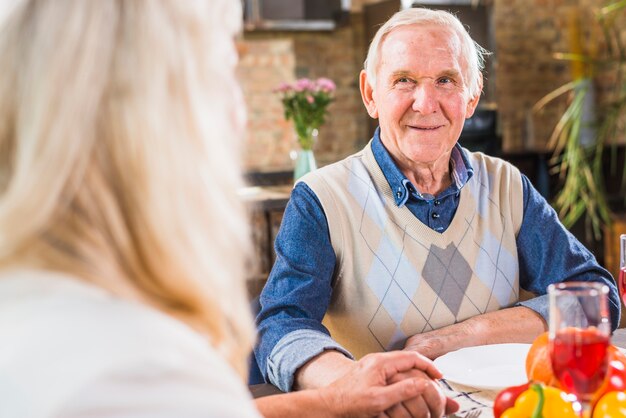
255,8,620,396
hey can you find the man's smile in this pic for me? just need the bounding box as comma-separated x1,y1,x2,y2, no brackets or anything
407,124,444,130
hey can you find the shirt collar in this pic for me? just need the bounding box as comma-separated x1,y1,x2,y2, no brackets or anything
370,127,474,207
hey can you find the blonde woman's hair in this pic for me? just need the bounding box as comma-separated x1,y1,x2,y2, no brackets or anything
364,8,489,98
0,0,254,377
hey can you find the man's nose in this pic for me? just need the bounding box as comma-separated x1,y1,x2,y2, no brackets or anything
411,84,437,113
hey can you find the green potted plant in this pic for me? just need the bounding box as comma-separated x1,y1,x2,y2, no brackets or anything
533,0,626,243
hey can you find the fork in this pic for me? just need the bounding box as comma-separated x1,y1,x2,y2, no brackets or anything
448,409,482,418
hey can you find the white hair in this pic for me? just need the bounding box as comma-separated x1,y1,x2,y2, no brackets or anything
0,0,254,377
364,8,489,98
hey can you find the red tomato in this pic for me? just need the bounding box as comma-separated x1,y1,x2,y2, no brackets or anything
493,382,531,418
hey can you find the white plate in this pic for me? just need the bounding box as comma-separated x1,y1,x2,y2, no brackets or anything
434,343,531,390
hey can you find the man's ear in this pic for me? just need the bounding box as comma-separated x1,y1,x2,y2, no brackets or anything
360,70,378,119
465,73,483,118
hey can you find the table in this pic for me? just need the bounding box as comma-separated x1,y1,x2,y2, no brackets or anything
249,328,626,417
613,327,626,348
239,185,292,298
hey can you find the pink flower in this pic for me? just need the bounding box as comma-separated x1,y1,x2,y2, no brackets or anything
316,77,336,92
294,78,315,92
274,82,292,93
274,77,335,136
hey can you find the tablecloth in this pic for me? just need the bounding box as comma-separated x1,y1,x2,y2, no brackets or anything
441,378,497,418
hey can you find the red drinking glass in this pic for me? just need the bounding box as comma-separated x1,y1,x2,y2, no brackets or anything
548,281,611,415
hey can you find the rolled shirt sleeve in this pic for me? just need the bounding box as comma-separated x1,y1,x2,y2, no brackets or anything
266,329,353,392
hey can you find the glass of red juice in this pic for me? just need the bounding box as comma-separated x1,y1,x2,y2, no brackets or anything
548,281,611,415
617,234,626,304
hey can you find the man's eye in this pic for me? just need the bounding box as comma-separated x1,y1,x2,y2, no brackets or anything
396,77,412,84
438,77,453,85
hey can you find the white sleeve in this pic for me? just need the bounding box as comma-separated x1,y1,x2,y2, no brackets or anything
54,360,263,418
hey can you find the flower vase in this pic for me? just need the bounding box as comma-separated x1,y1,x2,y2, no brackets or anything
294,148,317,181
292,128,318,181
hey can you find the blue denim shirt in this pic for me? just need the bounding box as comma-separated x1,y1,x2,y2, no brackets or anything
255,130,620,392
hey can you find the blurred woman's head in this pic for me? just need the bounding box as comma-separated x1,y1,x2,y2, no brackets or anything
0,0,254,376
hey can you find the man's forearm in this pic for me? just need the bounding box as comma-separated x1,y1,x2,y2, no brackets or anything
404,306,547,359
255,390,335,418
466,305,547,345
293,350,355,390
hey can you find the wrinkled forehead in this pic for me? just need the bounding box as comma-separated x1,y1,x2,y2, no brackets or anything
378,24,469,76
383,24,462,57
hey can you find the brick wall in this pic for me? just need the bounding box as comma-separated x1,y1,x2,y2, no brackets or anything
237,39,295,170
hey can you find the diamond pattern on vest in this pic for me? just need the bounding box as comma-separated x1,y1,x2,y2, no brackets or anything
368,279,428,351
395,254,420,297
365,236,426,351
365,257,392,301
422,243,472,316
349,159,387,229
474,230,518,306
469,168,494,219
375,234,403,276
358,187,510,351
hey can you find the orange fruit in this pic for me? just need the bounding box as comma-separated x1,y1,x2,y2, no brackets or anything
525,332,559,387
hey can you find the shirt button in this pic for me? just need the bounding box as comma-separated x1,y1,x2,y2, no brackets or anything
434,200,441,206
396,191,402,198
432,212,440,219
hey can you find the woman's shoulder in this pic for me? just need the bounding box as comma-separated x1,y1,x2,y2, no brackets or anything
0,269,261,418
0,268,209,356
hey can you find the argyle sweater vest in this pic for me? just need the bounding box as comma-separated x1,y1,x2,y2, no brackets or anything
299,142,524,359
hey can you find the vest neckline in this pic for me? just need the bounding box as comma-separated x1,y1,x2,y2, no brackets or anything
363,142,477,245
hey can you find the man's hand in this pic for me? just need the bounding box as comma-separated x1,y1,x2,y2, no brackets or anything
318,351,459,418
383,367,458,418
404,306,547,359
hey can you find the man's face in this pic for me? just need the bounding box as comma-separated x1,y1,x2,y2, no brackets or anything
361,24,480,168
